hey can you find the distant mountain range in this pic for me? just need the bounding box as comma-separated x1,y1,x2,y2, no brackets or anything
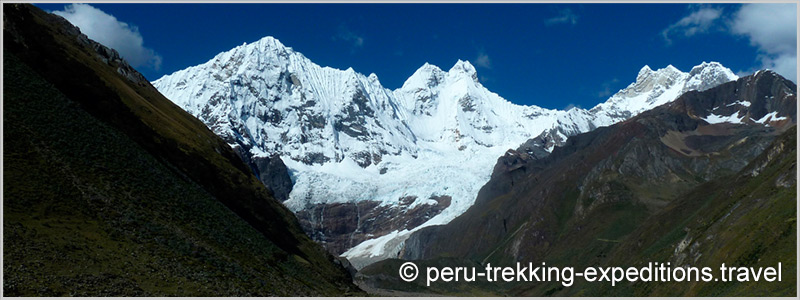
152,35,739,268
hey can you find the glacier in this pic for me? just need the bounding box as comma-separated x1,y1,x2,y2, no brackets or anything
152,36,738,269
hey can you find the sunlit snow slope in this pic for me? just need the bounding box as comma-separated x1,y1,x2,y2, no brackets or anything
152,36,737,268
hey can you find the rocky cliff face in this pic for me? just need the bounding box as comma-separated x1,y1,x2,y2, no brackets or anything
294,196,451,255
234,150,293,201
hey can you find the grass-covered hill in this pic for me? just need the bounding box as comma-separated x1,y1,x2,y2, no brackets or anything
3,3,362,296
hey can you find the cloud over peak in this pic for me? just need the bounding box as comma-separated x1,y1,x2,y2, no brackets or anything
661,4,796,82
53,4,162,71
661,7,722,44
731,3,797,82
333,24,365,52
475,51,491,69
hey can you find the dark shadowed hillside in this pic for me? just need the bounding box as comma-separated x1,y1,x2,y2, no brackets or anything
3,4,361,296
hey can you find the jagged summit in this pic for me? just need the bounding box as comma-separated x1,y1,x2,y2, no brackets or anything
254,35,289,50
589,63,738,124
640,64,652,72
402,60,482,89
618,64,685,98
684,61,738,93
367,72,379,82
448,59,478,82
689,61,727,75
402,62,446,89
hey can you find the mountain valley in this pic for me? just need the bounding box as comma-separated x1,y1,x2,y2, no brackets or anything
3,3,796,297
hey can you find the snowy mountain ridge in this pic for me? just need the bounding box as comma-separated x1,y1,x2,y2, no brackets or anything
152,36,738,268
589,62,738,123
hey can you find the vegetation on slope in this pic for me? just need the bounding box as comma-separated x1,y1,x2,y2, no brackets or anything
523,126,796,296
3,4,361,296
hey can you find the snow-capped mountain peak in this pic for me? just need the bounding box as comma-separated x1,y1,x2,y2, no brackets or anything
683,61,738,93
401,62,446,89
152,35,739,269
367,72,380,82
589,63,738,123
254,35,288,51
638,65,653,78
623,64,684,97
448,59,479,82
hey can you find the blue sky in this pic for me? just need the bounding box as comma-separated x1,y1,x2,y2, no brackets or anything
36,3,796,110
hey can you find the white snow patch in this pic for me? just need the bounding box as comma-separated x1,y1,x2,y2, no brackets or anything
703,112,745,124
727,100,751,107
753,111,788,125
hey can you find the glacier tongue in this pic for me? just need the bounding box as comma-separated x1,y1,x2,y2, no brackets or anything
152,35,738,269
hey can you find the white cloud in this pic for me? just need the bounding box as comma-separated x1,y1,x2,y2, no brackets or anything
475,51,491,69
661,7,722,44
334,24,365,51
544,8,578,26
661,4,797,82
597,78,619,98
731,3,797,82
52,4,162,70
761,54,798,82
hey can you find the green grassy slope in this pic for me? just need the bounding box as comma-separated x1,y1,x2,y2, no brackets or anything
3,4,361,296
525,126,797,296
607,126,795,296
